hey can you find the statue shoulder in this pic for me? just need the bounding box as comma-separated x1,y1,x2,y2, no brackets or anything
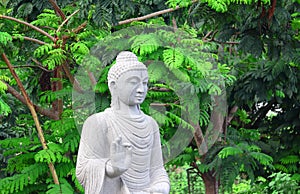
84,111,106,123
82,111,109,132
145,115,160,132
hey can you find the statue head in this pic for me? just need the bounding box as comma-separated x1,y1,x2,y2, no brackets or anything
108,51,148,109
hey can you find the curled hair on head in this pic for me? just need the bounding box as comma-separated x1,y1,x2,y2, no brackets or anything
107,51,147,83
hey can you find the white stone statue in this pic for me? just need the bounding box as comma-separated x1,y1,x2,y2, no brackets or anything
76,51,170,194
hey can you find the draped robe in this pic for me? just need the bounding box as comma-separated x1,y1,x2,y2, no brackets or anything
76,108,169,193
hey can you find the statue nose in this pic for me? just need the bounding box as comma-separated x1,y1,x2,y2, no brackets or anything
136,83,144,93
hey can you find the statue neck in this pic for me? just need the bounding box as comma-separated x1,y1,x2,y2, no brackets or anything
113,100,141,116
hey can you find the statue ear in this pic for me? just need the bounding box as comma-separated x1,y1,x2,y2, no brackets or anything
109,80,117,89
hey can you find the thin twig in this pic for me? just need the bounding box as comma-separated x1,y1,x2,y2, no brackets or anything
57,9,80,33
202,30,213,40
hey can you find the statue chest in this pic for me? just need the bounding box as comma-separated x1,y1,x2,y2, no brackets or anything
106,122,154,189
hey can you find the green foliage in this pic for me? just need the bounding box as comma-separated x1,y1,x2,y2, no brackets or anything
0,96,11,116
70,42,90,64
0,111,80,193
33,44,53,58
0,75,11,116
46,178,74,194
16,2,33,18
0,31,12,46
30,9,61,28
0,163,48,194
130,33,161,55
34,143,71,163
266,172,300,193
167,163,206,193
42,48,66,70
274,155,300,174
229,172,300,194
197,126,274,192
33,43,66,69
167,164,189,193
167,0,270,12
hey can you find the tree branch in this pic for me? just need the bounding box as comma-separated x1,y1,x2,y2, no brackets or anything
117,0,198,25
72,21,87,34
48,0,66,20
4,82,59,120
0,15,56,42
87,71,97,86
227,105,238,125
1,53,59,184
61,61,84,93
192,121,208,156
12,36,46,45
0,64,53,72
203,94,226,151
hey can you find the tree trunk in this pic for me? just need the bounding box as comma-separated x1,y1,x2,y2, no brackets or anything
202,171,219,194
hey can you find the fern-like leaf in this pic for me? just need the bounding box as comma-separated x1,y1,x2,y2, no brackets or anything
30,9,60,28
218,146,243,159
34,143,70,164
34,44,53,58
0,97,11,116
42,48,67,70
46,178,74,194
147,61,167,83
280,155,300,165
163,48,184,70
70,168,84,192
249,152,273,166
130,33,161,56
70,42,89,64
63,130,80,153
0,163,48,193
0,31,12,46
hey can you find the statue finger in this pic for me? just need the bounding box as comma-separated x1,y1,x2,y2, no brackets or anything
115,136,122,152
124,144,132,158
122,143,131,149
116,136,122,143
111,141,117,153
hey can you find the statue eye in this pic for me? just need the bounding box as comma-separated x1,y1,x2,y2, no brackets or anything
127,77,139,84
130,80,137,84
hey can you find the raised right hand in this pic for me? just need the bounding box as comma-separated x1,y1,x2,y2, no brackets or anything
105,136,132,177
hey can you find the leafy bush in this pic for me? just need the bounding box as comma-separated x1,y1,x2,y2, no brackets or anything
230,172,300,194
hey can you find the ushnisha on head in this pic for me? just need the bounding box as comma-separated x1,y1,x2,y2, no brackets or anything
108,51,149,109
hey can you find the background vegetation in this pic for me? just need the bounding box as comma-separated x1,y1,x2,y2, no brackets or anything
0,0,299,193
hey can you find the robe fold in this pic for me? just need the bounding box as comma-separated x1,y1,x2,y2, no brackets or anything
76,108,169,194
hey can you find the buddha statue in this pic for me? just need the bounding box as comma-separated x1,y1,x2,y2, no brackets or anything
76,51,170,194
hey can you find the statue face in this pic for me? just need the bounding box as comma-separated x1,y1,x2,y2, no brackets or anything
114,70,148,106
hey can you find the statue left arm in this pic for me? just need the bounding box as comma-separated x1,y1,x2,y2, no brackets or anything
149,118,170,194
